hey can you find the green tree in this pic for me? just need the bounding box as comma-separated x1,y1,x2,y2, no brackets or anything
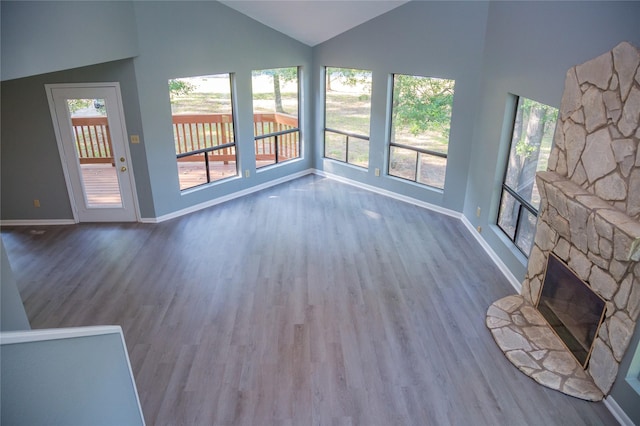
326,67,371,92
326,68,370,92
392,75,455,139
67,99,92,114
509,98,558,203
500,98,558,239
168,79,195,102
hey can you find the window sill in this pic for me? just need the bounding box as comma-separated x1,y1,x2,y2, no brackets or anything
386,174,444,194
489,224,529,267
322,157,369,172
256,157,304,174
179,174,242,196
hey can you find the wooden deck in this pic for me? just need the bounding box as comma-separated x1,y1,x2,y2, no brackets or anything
80,164,122,206
176,161,238,190
81,162,240,200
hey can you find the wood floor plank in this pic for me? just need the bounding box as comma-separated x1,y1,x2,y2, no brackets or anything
1,174,618,425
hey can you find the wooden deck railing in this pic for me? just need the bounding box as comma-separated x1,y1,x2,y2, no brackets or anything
71,117,114,164
71,114,299,164
71,114,300,165
173,113,299,162
252,113,299,162
173,114,236,162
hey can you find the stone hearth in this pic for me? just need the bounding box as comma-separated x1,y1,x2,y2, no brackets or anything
487,41,640,401
487,295,603,401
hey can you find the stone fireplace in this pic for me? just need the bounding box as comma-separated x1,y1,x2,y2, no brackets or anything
486,41,640,401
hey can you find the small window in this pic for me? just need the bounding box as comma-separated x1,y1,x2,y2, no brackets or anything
497,96,558,256
324,67,372,168
252,67,300,168
388,74,455,189
168,74,238,191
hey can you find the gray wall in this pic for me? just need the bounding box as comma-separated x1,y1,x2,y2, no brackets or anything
1,239,30,331
312,1,489,212
464,1,640,282
1,59,154,220
1,1,138,81
1,330,143,425
611,326,640,424
132,1,313,217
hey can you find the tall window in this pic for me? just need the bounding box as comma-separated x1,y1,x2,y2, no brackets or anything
388,74,455,189
168,74,238,191
497,96,558,256
324,67,372,168
252,67,300,168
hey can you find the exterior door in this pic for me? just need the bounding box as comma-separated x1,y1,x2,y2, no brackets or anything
46,84,139,222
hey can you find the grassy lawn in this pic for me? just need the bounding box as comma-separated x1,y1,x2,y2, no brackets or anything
171,92,231,115
171,92,299,116
325,92,371,135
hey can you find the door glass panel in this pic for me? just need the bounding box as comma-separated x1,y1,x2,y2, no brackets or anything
66,98,123,207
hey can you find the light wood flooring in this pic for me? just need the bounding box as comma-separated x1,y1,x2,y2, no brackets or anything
1,175,618,425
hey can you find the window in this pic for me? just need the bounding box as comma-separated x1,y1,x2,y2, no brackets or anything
324,67,372,168
252,67,300,168
497,96,558,256
168,74,238,191
388,74,455,189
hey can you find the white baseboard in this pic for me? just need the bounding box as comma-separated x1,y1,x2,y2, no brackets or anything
318,171,637,424
317,170,521,292
604,396,634,426
0,171,520,296
459,216,522,293
141,169,314,223
314,169,462,219
0,170,518,296
0,219,76,227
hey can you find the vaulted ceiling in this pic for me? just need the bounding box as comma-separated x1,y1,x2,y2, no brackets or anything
219,0,409,46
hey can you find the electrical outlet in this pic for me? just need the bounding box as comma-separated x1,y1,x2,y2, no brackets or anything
245,169,250,178
130,135,140,144
33,199,40,208
477,225,482,233
476,207,481,217
375,168,380,177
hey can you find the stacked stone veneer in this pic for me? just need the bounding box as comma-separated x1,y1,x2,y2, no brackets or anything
519,41,640,397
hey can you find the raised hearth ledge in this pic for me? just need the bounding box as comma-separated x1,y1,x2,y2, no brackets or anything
486,294,604,401
537,170,640,264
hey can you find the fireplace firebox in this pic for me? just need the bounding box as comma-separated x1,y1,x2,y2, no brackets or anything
536,254,606,368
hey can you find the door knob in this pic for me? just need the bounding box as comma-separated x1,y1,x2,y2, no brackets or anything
121,166,127,172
